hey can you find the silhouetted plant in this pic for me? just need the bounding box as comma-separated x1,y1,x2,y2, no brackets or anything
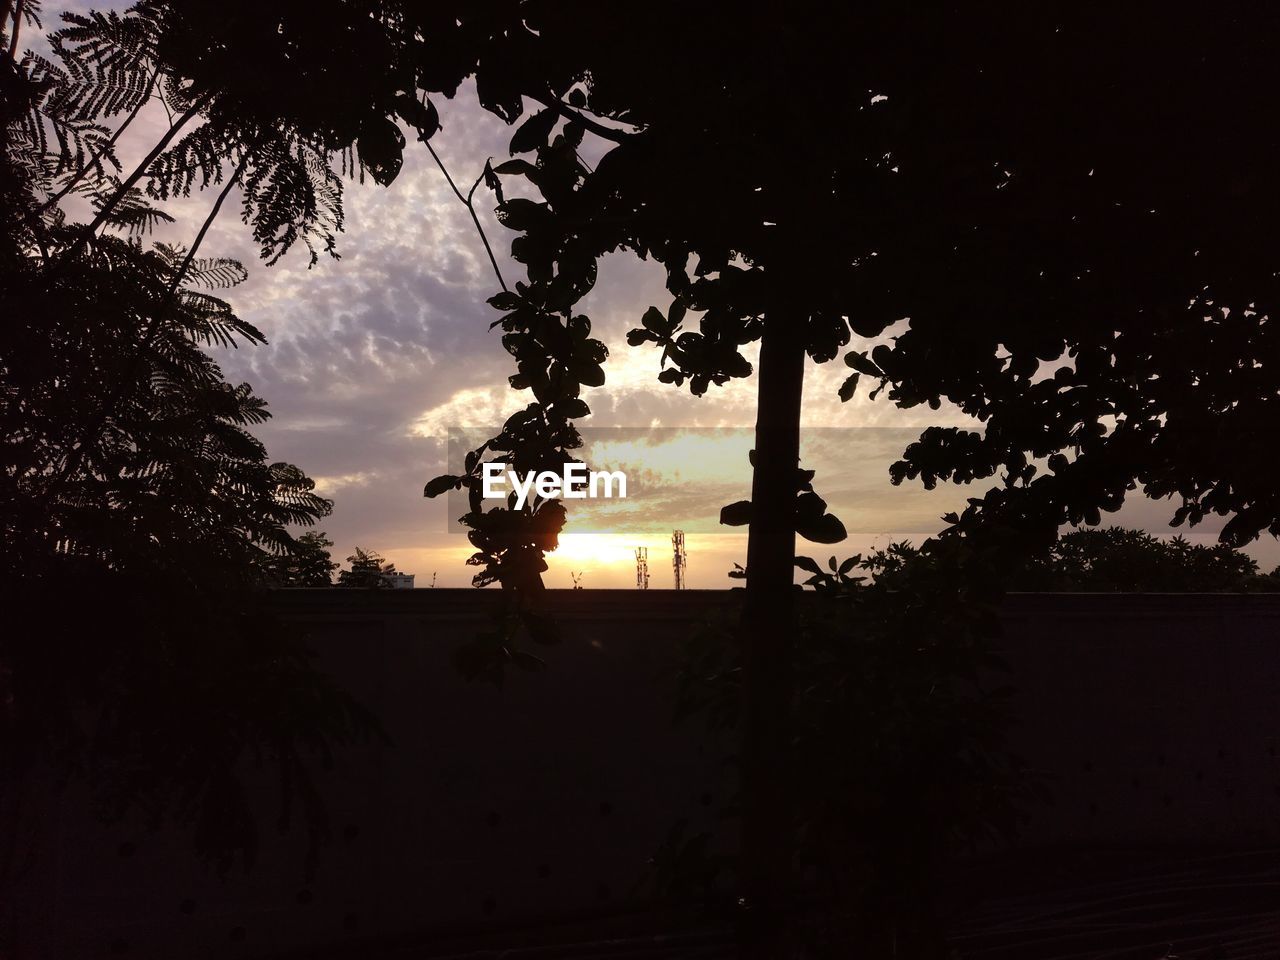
13,1,1276,686
400,10,1280,942
803,530,1272,594
1,15,382,911
1015,528,1265,593
336,547,397,588
265,530,339,587
10,4,1280,951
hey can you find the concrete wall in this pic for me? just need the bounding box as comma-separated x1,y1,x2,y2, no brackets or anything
17,591,1280,959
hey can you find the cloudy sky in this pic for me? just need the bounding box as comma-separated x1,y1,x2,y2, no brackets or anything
36,4,1280,587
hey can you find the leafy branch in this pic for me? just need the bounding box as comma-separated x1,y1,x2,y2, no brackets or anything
422,137,508,294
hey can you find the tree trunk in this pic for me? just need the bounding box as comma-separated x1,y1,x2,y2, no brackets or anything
1,1,15,56
739,312,806,957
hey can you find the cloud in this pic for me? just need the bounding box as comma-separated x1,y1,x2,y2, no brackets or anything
33,3,1276,583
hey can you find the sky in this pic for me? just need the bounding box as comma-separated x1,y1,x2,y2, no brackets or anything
32,4,1280,587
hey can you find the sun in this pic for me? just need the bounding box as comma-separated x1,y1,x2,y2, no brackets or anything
550,533,640,568
543,532,678,589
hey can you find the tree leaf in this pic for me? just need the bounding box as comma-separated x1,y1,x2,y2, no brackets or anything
424,474,460,498
573,361,606,387
641,305,669,334
844,351,881,376
496,198,549,232
838,372,859,402
557,397,590,418
795,491,829,521
493,158,539,178
794,555,823,575
720,500,753,526
509,107,559,154
396,95,439,140
797,512,848,544
358,116,406,186
487,291,522,311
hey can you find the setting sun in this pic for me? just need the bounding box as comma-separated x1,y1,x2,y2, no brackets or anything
551,533,642,568
544,532,679,588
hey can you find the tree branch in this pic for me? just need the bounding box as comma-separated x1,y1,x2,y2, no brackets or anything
6,0,24,59
39,71,159,214
0,1,14,56
528,92,639,145
41,146,254,505
422,138,508,293
62,93,210,261
160,146,251,309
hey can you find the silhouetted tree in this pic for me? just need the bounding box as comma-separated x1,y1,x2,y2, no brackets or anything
1013,528,1262,593
809,531,1268,595
265,530,339,587
336,547,396,589
411,9,1280,945
0,10,381,912
13,4,1280,952
412,11,1280,942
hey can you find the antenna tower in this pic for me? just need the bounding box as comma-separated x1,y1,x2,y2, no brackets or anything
635,547,649,590
672,530,687,590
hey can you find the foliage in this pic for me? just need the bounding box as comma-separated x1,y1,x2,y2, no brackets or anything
677,540,1038,954
0,204,329,590
720,458,847,546
14,0,1276,666
1012,527,1269,593
336,547,396,589
9,1,1280,942
797,529,1275,594
8,0,1276,613
1,13,379,886
265,530,339,587
413,3,1280,596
